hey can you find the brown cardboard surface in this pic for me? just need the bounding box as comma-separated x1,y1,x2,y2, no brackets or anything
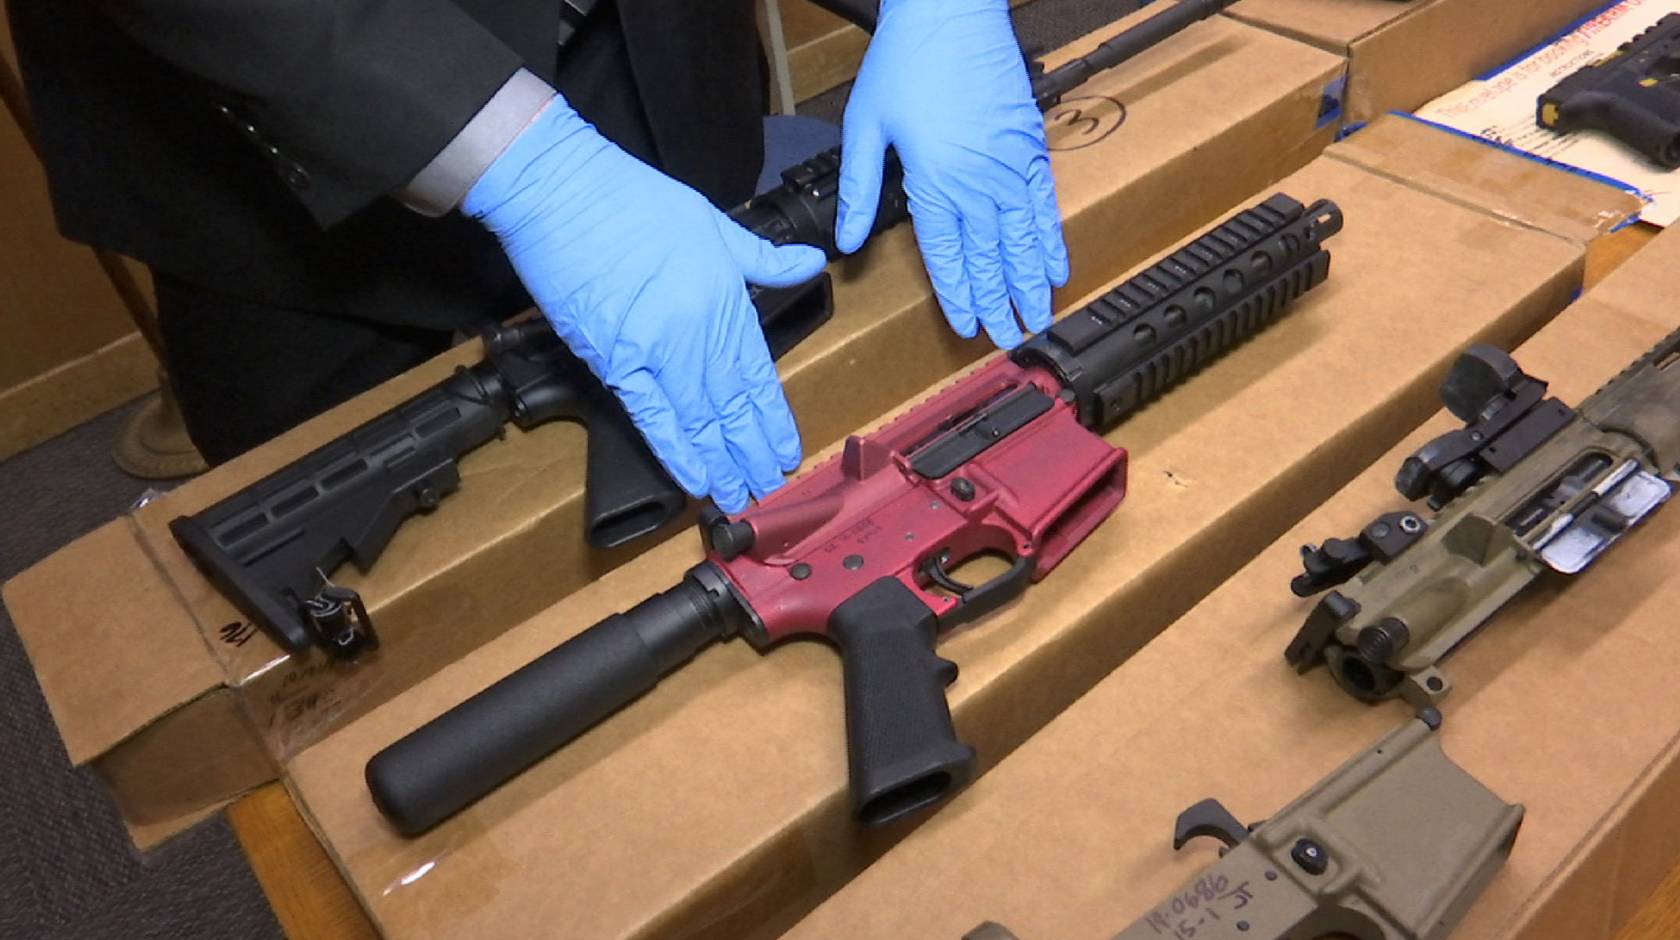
1227,0,1607,122
779,0,870,102
4,14,1349,845
2,520,221,764
1571,221,1680,330
287,142,1618,940
0,519,277,850
785,229,1680,940
1329,114,1640,244
92,688,277,850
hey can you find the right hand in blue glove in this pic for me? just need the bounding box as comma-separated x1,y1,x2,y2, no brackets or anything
836,0,1068,350
464,99,827,513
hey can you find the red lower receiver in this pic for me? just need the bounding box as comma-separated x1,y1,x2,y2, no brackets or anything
714,355,1126,646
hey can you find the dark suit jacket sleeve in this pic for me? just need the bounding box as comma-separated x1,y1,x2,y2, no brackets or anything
94,0,534,226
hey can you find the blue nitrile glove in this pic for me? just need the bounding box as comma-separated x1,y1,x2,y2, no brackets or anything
464,99,827,513
836,0,1069,349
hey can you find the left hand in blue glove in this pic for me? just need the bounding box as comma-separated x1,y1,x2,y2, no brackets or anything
836,0,1070,350
464,99,826,514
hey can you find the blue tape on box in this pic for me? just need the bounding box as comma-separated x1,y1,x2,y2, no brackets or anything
1317,72,1348,130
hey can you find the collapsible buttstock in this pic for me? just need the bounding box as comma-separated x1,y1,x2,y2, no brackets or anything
168,368,510,653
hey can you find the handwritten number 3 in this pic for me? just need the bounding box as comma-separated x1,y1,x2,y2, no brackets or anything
1053,107,1102,137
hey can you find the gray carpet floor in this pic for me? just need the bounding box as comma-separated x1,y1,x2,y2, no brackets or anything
0,2,1138,936
0,398,284,940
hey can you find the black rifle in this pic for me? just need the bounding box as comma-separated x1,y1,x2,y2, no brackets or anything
1537,13,1680,168
170,0,1241,660
167,310,829,659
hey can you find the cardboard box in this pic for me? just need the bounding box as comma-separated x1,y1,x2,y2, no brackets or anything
785,224,1680,940
284,126,1634,940
1226,0,1611,123
2,14,1349,846
1332,115,1642,244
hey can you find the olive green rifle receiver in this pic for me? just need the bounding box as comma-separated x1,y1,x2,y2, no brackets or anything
965,712,1524,940
1284,328,1680,707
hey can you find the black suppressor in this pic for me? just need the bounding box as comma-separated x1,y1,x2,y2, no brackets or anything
365,563,743,835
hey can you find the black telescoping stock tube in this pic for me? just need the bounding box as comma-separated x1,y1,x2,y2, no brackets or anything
365,566,741,835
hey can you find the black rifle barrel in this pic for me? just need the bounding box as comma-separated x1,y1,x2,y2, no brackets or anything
805,0,877,32
1032,0,1240,109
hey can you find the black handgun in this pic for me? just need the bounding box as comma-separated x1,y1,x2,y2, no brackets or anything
1537,13,1680,168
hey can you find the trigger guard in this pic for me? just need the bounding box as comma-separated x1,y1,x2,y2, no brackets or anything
926,552,1035,632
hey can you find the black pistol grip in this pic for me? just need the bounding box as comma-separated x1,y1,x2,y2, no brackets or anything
580,261,837,546
497,344,685,550
366,576,729,836
578,396,689,550
873,151,910,237
1609,93,1680,168
749,273,836,361
1556,90,1680,168
829,577,976,827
